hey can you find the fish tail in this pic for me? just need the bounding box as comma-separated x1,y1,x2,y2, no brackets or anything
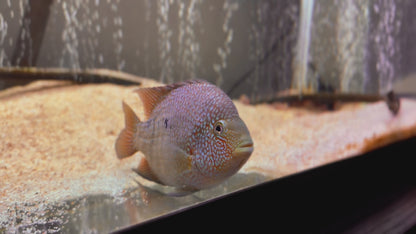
115,101,140,159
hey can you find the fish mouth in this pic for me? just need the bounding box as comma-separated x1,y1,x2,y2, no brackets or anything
239,142,253,148
232,141,254,158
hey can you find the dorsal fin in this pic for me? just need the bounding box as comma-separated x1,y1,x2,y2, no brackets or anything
134,80,207,119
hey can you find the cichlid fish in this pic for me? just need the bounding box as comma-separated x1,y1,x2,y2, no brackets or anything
115,80,253,191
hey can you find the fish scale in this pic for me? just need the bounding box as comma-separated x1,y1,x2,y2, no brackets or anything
115,80,253,192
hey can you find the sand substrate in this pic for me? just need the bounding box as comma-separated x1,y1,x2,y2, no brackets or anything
1,79,416,222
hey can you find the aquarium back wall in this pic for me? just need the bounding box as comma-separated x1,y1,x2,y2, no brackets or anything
0,0,299,100
0,0,415,100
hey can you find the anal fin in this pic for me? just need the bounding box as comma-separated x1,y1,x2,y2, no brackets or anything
134,158,163,185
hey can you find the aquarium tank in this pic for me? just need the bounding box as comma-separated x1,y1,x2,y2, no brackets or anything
1,0,416,232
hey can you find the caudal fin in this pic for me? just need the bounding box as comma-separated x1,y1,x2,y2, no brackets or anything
115,101,140,159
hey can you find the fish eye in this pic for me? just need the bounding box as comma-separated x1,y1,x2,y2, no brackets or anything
214,121,224,135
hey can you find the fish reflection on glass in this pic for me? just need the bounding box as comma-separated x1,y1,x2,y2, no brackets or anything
115,80,253,192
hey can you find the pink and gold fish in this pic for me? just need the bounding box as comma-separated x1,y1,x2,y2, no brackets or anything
115,80,253,192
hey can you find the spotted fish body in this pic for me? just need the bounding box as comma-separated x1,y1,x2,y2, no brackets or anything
115,80,253,191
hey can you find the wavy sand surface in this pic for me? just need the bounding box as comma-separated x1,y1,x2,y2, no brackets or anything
1,79,416,228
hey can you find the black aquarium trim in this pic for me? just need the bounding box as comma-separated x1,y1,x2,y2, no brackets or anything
116,136,416,233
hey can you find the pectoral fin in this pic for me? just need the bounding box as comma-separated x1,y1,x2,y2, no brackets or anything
134,157,164,185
